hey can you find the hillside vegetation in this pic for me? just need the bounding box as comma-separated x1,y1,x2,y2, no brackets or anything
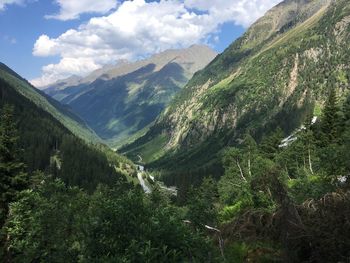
1,0,350,261
0,75,133,192
0,65,217,262
122,0,350,183
0,63,100,143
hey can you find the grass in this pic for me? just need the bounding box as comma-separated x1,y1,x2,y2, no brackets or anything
208,72,237,93
313,102,323,117
136,134,168,163
123,133,169,164
110,122,153,149
224,242,282,263
125,81,147,103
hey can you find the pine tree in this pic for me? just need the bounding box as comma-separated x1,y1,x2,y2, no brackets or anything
318,88,346,178
320,87,341,145
300,113,316,174
0,104,28,226
343,95,350,125
260,127,284,160
187,177,218,228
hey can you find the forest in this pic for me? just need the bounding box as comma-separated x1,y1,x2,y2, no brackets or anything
1,69,350,262
2,0,350,261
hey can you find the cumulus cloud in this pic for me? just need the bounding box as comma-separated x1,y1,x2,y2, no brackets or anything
32,0,282,87
46,0,118,20
31,57,101,87
184,0,281,27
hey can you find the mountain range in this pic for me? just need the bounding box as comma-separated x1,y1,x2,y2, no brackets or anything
4,0,350,185
121,0,350,180
43,45,217,146
2,0,350,261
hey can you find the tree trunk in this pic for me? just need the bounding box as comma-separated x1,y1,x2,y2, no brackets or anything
236,160,247,182
248,151,252,178
308,147,314,175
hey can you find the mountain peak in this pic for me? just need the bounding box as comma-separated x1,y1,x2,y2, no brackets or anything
45,45,217,91
121,0,349,170
239,0,331,49
43,45,217,145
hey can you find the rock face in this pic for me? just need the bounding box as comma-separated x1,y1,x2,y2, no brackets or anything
44,45,217,145
122,0,350,169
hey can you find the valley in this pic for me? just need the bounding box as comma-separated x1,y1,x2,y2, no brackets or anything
1,0,350,262
43,45,217,147
122,0,350,183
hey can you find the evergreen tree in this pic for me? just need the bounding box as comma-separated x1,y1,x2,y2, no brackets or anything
318,88,345,177
187,177,218,228
0,104,28,226
320,87,341,145
338,95,350,177
343,95,350,125
260,127,284,160
0,104,28,261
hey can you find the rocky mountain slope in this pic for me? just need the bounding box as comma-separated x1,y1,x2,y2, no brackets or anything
122,0,350,174
43,45,217,146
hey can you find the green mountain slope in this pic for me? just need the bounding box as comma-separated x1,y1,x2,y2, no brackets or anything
44,45,217,146
122,0,350,178
0,63,134,191
0,63,100,143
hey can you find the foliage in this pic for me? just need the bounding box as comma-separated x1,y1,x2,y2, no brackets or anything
122,0,350,185
0,104,29,260
3,1,350,262
5,177,216,262
186,177,218,228
0,104,28,224
0,79,128,192
217,90,350,261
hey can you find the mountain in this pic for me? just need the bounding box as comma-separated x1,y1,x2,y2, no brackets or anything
43,45,217,146
0,63,100,143
121,0,350,180
43,63,123,96
0,63,135,191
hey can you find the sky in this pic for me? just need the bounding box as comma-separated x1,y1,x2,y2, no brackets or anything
0,0,282,87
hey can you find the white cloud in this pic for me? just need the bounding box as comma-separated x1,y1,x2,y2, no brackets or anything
46,0,118,20
32,0,282,87
33,35,59,56
0,0,27,10
184,0,281,27
31,57,100,87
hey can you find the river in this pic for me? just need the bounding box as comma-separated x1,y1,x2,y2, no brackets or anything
137,165,151,193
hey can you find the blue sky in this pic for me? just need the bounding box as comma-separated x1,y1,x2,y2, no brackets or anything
0,1,80,80
0,0,280,86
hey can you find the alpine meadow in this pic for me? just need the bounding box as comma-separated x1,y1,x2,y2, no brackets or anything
1,0,350,262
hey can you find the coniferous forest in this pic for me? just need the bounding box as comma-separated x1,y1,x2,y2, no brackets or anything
1,73,350,262
1,0,350,262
